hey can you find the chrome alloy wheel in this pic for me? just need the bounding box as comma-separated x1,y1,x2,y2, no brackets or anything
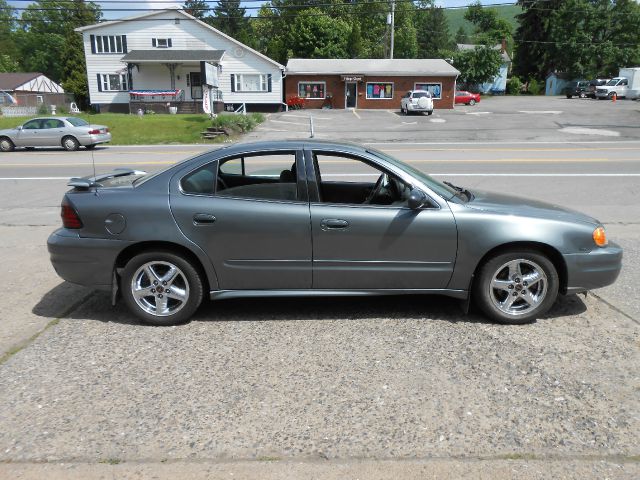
130,261,190,317
489,259,547,316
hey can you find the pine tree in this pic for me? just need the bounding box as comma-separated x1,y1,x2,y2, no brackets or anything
347,22,363,58
211,0,250,40
183,0,209,20
416,5,452,58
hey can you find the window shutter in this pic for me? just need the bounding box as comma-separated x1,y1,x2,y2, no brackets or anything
230,74,235,92
186,73,190,87
90,35,95,54
122,36,127,53
96,74,102,92
152,38,157,47
267,74,272,93
168,39,172,47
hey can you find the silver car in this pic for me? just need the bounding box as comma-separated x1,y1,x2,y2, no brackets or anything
48,140,622,326
0,117,111,152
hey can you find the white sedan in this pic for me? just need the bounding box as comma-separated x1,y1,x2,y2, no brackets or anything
0,117,111,152
400,90,434,115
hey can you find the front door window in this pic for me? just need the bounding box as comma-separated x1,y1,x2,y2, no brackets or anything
190,72,202,100
345,82,357,108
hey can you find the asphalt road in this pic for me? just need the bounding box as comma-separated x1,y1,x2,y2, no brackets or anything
1,138,639,476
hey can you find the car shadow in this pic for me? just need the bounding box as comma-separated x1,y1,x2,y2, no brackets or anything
17,146,109,152
32,282,588,327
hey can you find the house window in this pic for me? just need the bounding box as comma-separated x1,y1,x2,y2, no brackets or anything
415,82,442,99
298,82,325,99
36,95,44,104
100,74,128,92
234,74,269,92
152,38,172,48
366,82,394,99
93,35,126,54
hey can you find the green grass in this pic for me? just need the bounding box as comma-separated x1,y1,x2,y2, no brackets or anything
445,5,522,41
0,112,265,145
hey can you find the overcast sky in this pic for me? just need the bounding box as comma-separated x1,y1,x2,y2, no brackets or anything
8,0,514,20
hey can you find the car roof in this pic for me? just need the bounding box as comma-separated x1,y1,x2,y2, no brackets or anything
213,139,370,156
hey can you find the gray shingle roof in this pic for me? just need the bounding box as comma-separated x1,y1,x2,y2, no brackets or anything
0,72,42,90
457,44,512,63
286,59,460,76
121,49,225,63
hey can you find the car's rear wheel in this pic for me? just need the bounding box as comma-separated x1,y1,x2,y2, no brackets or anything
566,95,572,99
474,250,559,324
122,251,203,326
0,137,15,152
469,99,476,106
579,92,586,98
62,136,80,151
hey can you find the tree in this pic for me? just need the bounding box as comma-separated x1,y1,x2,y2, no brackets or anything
0,55,19,73
452,45,502,89
0,0,17,55
464,1,513,46
455,26,468,45
183,0,209,19
393,2,418,59
416,3,453,58
211,0,250,42
347,22,363,58
285,8,350,59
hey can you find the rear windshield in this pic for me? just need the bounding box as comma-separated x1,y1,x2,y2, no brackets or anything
66,117,89,127
412,92,430,98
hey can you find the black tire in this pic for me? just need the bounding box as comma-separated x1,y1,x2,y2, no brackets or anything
427,110,433,115
85,144,97,150
62,136,80,151
121,251,204,326
473,249,559,324
401,106,407,115
579,92,586,98
566,95,572,99
0,137,15,152
469,99,476,106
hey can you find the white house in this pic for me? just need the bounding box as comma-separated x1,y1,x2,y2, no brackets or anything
76,9,285,113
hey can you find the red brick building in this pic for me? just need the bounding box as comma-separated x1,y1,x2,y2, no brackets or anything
285,59,460,110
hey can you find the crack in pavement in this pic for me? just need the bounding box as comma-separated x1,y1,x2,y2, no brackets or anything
589,292,640,325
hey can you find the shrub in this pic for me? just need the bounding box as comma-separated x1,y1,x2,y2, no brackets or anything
286,96,306,110
506,77,522,95
528,78,543,95
37,103,49,115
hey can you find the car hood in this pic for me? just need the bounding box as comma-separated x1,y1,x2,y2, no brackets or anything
464,189,600,226
0,127,18,135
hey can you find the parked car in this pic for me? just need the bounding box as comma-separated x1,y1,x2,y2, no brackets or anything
48,140,622,326
0,117,111,152
401,90,434,115
455,91,481,105
587,78,610,98
595,77,629,99
564,80,590,98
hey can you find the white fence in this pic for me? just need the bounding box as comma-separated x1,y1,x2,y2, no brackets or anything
1,106,38,117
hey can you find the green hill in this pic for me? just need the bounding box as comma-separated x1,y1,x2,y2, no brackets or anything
444,4,522,42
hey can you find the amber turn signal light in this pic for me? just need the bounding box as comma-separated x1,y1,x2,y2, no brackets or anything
593,226,607,247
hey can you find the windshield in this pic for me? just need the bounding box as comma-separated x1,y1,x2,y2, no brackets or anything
605,79,620,86
66,117,89,127
367,148,460,200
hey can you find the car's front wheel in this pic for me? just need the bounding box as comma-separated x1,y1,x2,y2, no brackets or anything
469,99,476,106
474,250,559,324
121,251,204,326
62,136,80,151
0,137,15,152
579,92,586,98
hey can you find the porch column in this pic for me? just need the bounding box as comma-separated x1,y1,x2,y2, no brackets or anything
126,63,133,90
162,63,179,89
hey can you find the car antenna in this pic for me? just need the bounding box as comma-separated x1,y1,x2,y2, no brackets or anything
309,114,314,138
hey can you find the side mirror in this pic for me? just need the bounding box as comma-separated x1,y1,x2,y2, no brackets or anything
16,126,22,131
408,189,427,209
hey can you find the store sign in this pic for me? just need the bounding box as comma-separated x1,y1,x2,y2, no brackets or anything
341,74,364,82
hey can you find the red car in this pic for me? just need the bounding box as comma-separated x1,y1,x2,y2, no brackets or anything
455,91,481,106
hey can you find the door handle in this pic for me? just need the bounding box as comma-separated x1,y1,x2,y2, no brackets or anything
193,213,216,225
321,218,349,231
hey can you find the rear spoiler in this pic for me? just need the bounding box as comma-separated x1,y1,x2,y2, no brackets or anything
68,168,147,189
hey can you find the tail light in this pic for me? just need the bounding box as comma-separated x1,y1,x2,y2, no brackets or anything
61,198,83,229
88,129,101,135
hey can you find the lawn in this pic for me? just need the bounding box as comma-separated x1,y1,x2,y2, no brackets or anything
445,5,521,39
0,112,265,145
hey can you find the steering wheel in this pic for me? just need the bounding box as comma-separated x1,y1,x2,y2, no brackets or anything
364,173,387,204
217,176,228,191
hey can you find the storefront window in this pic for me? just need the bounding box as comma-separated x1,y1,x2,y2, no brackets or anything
415,83,442,99
366,82,393,99
298,82,325,99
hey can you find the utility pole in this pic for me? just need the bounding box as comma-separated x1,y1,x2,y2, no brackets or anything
390,0,395,59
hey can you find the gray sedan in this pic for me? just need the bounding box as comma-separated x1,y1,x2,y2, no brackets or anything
0,117,111,152
47,140,622,326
